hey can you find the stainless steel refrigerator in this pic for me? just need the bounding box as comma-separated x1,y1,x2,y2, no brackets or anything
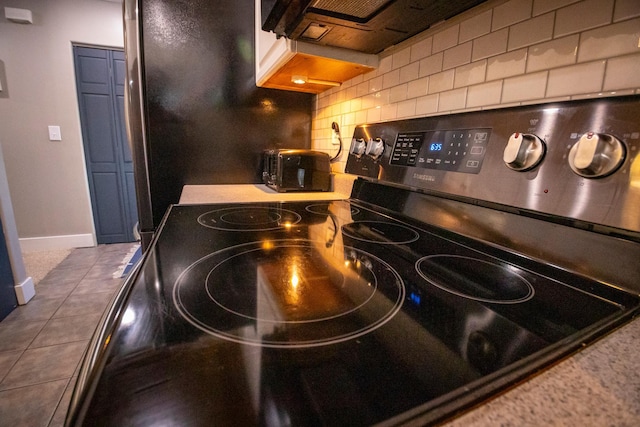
124,0,313,249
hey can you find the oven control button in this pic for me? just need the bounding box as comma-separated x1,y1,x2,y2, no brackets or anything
350,138,367,158
568,132,626,178
503,132,546,171
365,137,385,160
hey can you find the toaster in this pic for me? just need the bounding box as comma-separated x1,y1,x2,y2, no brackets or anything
262,149,332,192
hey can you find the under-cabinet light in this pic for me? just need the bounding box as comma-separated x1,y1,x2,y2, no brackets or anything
290,75,340,87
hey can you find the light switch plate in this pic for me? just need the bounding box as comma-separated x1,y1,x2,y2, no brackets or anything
48,126,61,141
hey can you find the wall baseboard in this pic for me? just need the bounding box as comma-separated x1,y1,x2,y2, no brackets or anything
19,234,95,251
15,276,35,305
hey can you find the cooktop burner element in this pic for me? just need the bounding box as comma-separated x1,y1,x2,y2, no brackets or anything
415,255,535,304
197,206,302,231
305,201,360,216
342,221,420,244
173,239,405,348
70,197,640,427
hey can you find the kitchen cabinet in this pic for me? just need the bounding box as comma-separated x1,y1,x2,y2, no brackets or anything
254,0,378,94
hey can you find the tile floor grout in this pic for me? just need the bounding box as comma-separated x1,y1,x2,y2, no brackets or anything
0,243,137,427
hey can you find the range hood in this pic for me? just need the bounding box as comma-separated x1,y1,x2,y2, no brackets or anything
262,0,488,54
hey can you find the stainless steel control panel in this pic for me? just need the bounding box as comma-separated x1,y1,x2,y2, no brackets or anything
389,128,491,173
345,96,640,235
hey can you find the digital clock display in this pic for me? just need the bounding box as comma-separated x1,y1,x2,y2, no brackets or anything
390,128,490,174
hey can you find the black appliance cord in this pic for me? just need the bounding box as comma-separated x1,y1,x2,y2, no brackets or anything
330,121,343,163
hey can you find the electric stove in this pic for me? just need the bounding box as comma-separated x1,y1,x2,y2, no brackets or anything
66,96,640,426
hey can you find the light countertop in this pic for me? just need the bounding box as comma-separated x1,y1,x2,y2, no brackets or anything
179,174,355,205
444,317,640,426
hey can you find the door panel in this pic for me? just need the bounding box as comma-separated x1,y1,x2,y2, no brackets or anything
83,94,117,163
75,46,138,244
93,173,127,236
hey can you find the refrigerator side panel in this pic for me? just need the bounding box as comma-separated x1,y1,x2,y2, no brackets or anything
124,0,154,249
141,0,313,228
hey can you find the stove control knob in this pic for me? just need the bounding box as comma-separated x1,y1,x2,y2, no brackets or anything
503,132,546,171
568,132,625,178
350,138,367,158
365,137,385,160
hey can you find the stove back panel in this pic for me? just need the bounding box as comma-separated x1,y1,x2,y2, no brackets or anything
345,96,640,237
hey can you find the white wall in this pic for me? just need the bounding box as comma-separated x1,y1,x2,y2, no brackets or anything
0,0,124,250
312,0,640,172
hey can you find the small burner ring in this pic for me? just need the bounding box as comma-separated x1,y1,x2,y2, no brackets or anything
305,202,360,216
197,207,302,231
415,255,534,304
342,221,419,244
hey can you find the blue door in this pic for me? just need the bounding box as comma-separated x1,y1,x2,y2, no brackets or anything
0,216,17,320
74,47,138,243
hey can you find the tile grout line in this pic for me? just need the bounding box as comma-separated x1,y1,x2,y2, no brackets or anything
0,244,133,426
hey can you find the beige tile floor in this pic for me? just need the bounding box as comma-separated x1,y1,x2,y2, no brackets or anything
0,243,137,427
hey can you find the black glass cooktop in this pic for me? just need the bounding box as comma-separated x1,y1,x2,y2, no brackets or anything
73,200,640,426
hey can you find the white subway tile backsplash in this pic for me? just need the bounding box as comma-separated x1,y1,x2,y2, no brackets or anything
467,81,503,107
578,18,640,62
460,9,493,43
360,93,375,110
400,62,420,83
433,24,460,53
380,104,398,121
547,61,606,96
350,98,362,113
492,0,532,31
376,89,391,106
389,84,408,103
369,76,384,92
356,81,369,97
603,53,640,90
428,69,455,94
554,0,615,37
377,55,393,75
419,52,444,77
407,77,429,98
532,0,580,16
443,42,473,70
508,12,554,51
614,0,640,22
392,47,412,70
367,107,381,123
311,0,639,150
318,94,330,110
527,34,579,73
502,71,548,102
397,99,417,117
344,112,356,126
415,94,439,115
345,86,357,102
438,88,467,111
486,48,527,80
383,69,401,89
454,60,487,88
410,37,433,62
472,28,509,61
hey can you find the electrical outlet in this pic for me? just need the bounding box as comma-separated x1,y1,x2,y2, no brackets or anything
48,126,62,141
